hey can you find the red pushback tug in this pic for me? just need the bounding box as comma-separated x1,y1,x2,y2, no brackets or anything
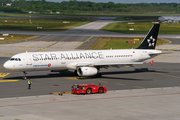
71,84,107,94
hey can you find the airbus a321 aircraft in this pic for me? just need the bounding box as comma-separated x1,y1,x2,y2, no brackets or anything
3,24,161,79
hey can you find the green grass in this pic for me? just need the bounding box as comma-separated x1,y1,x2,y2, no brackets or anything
88,37,170,50
1,12,180,17
115,16,159,21
0,34,38,44
101,22,180,34
0,17,96,31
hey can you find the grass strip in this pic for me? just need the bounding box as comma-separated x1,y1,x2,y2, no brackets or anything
114,16,159,21
0,17,96,31
88,37,170,50
101,22,180,34
0,34,38,44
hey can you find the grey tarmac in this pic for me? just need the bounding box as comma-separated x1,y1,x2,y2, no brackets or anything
0,87,180,120
0,17,180,120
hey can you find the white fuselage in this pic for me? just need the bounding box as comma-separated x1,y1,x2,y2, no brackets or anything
3,49,161,72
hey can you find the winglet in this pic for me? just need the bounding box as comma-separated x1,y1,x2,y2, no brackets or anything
149,60,154,65
136,24,160,49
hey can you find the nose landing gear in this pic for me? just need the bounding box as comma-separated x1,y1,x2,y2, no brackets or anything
23,71,27,80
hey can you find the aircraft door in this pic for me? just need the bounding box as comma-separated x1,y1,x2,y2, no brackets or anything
26,54,32,65
139,51,144,61
99,53,104,62
61,58,66,65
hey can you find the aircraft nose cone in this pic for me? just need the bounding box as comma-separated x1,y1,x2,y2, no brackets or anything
3,62,11,70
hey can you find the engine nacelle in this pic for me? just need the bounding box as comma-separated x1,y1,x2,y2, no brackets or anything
77,67,98,76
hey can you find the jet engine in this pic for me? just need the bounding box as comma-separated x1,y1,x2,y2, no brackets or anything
77,67,98,76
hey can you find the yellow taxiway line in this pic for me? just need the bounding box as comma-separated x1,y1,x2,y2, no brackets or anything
76,36,93,49
65,77,91,80
99,80,107,83
116,83,125,86
135,86,145,89
0,53,15,55
0,66,3,69
0,80,19,82
155,72,180,79
0,73,10,77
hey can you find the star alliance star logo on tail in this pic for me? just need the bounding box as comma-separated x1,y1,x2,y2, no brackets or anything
147,36,156,47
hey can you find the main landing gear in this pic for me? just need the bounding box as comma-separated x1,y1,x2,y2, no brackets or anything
74,70,78,76
94,73,102,78
23,71,27,80
95,68,102,78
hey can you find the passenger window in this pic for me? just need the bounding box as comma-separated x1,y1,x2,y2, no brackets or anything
15,58,18,61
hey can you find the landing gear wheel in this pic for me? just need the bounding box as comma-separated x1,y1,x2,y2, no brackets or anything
86,88,92,94
74,70,78,76
94,73,102,78
23,76,27,80
98,88,104,93
23,71,27,80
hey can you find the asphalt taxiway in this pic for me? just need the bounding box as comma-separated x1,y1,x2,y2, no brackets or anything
0,19,180,98
1,61,180,98
0,18,180,120
1,87,180,120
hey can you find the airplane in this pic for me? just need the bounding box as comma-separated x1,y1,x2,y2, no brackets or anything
3,24,161,79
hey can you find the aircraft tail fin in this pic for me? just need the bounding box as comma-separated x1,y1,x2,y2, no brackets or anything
136,24,160,49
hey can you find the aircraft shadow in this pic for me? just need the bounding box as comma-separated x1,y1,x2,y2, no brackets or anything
101,76,152,81
3,68,167,80
101,68,167,75
4,71,76,80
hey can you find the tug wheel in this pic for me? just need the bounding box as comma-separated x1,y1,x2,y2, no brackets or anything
98,88,104,93
86,88,92,94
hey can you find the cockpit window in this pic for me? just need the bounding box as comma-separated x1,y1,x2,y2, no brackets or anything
10,58,15,61
10,58,21,61
73,85,79,90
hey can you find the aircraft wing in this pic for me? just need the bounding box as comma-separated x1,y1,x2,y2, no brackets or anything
75,62,144,67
